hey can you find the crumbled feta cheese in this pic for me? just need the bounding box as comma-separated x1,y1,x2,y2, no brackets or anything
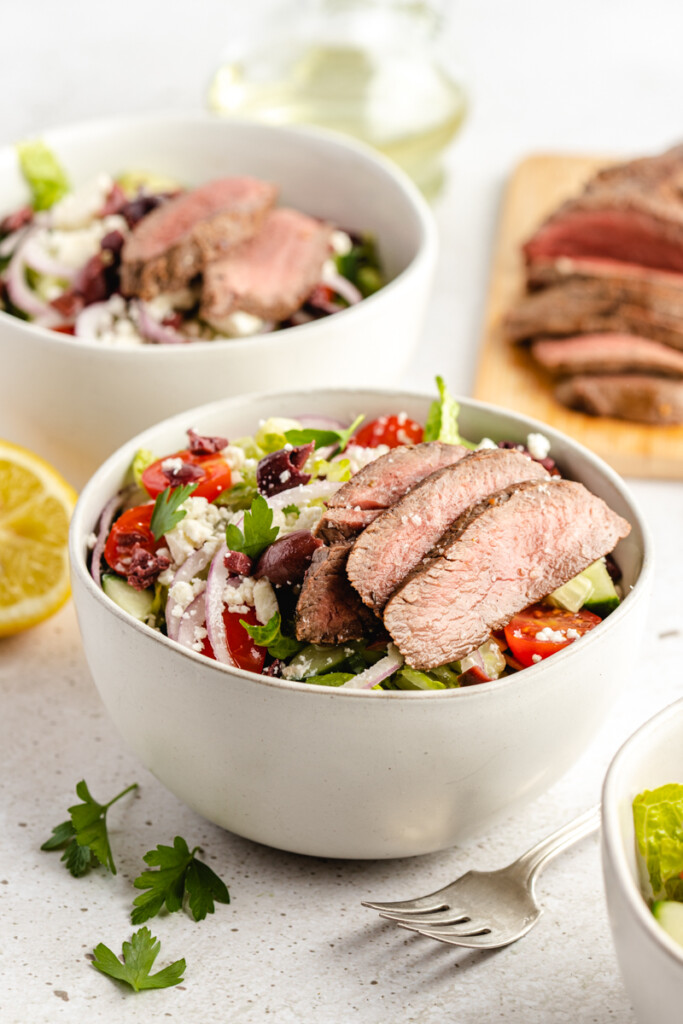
86,532,98,549
526,432,551,460
253,578,279,626
279,469,291,484
146,288,197,318
329,229,352,255
343,443,391,475
192,625,208,652
223,574,256,614
531,654,543,664
49,174,114,229
169,578,207,616
43,214,127,270
535,626,566,643
566,628,581,640
476,437,498,450
161,457,184,474
204,309,266,337
222,445,247,472
163,499,227,566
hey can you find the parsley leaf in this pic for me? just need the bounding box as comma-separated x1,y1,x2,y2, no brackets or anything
423,375,476,448
91,927,186,992
149,483,198,540
225,494,279,560
42,780,138,876
282,503,300,518
240,612,304,660
284,413,365,454
131,835,230,925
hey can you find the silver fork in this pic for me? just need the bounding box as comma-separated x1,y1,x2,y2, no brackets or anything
362,805,600,950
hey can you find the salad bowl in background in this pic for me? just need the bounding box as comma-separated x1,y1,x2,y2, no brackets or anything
0,113,436,489
69,387,652,860
602,698,683,1024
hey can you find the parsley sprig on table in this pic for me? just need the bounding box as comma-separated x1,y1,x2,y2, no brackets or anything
149,483,198,540
91,927,185,992
225,494,279,560
283,413,365,454
41,780,138,876
132,836,230,924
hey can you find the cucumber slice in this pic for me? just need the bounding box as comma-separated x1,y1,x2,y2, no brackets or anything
653,900,683,948
581,558,620,618
547,574,594,613
101,573,154,621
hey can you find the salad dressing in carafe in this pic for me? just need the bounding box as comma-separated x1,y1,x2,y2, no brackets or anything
207,0,467,199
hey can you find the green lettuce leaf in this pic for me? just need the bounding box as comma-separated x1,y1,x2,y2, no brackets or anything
422,376,476,448
16,139,70,211
633,784,683,898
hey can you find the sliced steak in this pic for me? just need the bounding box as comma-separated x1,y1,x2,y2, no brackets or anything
531,333,683,378
294,543,381,645
121,177,278,299
347,448,550,613
200,208,332,324
527,254,683,292
383,478,631,670
505,277,683,350
523,145,683,274
555,374,683,424
325,442,470,512
315,506,384,545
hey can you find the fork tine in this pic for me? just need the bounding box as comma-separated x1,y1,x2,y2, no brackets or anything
361,894,450,915
379,907,469,927
396,923,506,949
397,917,490,937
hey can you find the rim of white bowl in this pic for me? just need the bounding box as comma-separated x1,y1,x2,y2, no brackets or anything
70,385,655,700
0,110,437,353
602,696,683,967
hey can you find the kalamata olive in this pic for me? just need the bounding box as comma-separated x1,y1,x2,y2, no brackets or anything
253,530,323,586
187,428,229,455
224,550,253,576
257,443,314,496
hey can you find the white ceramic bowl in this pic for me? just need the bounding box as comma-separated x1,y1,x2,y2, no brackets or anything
0,113,436,488
602,698,683,1024
70,388,652,859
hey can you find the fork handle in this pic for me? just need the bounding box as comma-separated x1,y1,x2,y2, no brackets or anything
511,805,601,890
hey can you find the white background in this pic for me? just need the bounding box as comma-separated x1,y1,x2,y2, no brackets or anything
1,2,683,1022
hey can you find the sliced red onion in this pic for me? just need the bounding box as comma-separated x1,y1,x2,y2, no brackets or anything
136,301,191,345
22,234,78,281
5,231,62,324
295,414,348,431
176,594,207,651
323,269,363,306
74,300,112,340
204,542,236,667
0,226,29,259
165,541,216,642
265,479,343,513
339,644,404,690
90,485,135,587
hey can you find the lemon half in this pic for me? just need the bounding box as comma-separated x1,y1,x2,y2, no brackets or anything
0,440,77,636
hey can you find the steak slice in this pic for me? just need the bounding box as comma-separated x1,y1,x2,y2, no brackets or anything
315,507,383,545
527,254,683,291
505,277,683,350
200,207,332,324
531,334,683,378
121,177,278,299
294,543,381,645
383,478,631,671
347,448,550,613
523,145,683,274
325,442,470,512
555,374,683,424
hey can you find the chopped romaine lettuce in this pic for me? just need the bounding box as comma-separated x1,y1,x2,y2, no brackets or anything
16,139,70,211
116,169,182,197
633,784,683,900
423,375,476,448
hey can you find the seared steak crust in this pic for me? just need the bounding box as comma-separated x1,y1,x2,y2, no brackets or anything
294,543,381,645
315,507,383,545
555,374,683,424
347,448,550,613
383,479,631,670
121,177,278,299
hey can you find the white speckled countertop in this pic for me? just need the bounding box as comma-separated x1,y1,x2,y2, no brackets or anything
2,2,683,1021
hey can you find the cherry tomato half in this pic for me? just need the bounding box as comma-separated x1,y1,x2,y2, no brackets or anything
141,450,232,503
103,504,157,572
202,606,267,674
503,604,602,668
351,414,424,449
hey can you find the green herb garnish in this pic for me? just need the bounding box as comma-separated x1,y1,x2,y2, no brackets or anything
225,494,279,560
91,927,186,992
284,413,365,454
131,835,230,925
149,483,198,540
240,612,304,661
41,779,138,876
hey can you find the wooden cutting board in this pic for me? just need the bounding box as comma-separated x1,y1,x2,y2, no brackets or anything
473,153,683,479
